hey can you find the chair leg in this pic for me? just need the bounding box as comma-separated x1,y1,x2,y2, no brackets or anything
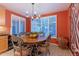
48,49,50,56
14,49,15,56
46,47,50,56
21,47,22,56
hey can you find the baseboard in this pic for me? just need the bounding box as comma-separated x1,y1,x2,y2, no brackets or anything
50,43,59,46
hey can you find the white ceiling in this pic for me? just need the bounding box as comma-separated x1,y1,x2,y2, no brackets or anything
0,3,70,17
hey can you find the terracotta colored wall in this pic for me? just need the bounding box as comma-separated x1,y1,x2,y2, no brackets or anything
5,10,26,33
68,5,71,41
57,10,69,38
26,17,31,32
5,10,11,33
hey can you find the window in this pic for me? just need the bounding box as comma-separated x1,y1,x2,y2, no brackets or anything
12,19,16,35
31,18,41,32
41,17,49,36
31,15,57,37
49,16,56,37
11,15,19,35
19,17,26,33
11,14,26,35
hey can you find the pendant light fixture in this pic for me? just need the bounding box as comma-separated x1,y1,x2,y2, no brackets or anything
31,3,40,19
26,3,40,19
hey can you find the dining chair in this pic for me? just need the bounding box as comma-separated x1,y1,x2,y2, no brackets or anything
37,35,51,56
57,37,69,49
11,35,31,56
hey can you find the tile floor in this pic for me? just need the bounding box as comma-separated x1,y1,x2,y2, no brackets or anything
0,43,73,56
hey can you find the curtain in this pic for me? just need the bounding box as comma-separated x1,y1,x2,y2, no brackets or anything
70,3,79,56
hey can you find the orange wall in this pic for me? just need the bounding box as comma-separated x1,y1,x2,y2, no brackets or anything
57,10,69,38
26,17,31,32
67,5,71,41
5,10,11,33
5,10,26,33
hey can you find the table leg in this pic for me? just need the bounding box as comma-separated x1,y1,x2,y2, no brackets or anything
31,44,38,56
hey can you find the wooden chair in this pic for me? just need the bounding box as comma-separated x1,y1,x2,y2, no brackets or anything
57,37,69,49
11,35,31,56
37,35,51,56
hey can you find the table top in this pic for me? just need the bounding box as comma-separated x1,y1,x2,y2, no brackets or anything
21,35,49,44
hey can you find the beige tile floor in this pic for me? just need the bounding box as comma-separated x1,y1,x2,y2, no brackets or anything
0,43,73,56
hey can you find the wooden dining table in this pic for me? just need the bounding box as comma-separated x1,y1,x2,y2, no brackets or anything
21,35,49,44
20,35,50,56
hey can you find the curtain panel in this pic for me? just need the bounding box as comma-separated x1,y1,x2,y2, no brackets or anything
70,3,79,56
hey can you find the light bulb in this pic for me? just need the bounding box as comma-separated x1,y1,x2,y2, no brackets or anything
38,15,40,18
26,16,29,17
26,11,29,14
34,11,37,15
32,16,34,19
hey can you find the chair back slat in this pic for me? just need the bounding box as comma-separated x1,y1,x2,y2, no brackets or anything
11,35,23,47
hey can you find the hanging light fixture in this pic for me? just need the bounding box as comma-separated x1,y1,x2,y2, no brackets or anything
31,3,40,19
25,3,40,19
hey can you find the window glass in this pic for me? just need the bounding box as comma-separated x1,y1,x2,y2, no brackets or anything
41,17,49,36
31,18,41,32
31,15,57,37
11,15,26,36
49,16,56,37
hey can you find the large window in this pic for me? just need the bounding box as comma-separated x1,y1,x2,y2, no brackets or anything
41,16,57,37
31,15,57,37
11,14,26,35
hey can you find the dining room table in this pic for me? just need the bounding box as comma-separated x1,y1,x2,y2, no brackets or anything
20,34,50,56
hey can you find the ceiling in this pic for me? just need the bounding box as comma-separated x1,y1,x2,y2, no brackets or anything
0,3,70,17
